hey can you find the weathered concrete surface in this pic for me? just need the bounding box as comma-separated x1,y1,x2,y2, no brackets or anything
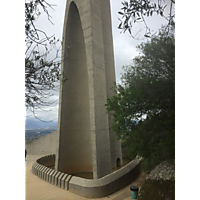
55,0,122,180
55,0,94,176
99,0,122,169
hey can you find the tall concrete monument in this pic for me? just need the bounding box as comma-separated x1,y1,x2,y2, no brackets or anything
27,1,141,197
55,0,122,179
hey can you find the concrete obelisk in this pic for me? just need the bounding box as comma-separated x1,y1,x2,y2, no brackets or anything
55,0,122,179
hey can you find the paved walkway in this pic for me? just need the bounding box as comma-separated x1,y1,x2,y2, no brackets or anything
25,155,148,200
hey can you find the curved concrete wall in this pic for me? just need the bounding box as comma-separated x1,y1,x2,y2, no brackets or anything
32,155,73,191
68,159,141,198
25,130,58,155
32,155,141,198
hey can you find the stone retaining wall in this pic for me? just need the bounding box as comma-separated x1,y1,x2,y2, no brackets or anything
32,154,141,198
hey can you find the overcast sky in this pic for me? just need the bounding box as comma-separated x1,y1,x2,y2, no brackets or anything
25,0,172,125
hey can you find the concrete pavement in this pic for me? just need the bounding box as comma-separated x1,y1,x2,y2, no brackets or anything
25,155,148,200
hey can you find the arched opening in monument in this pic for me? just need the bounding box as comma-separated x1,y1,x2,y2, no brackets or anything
116,158,121,167
56,1,93,175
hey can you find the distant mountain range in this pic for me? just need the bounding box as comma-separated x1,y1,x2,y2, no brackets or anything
25,118,139,130
25,118,58,130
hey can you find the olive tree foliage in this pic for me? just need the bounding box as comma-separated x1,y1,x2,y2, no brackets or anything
25,0,63,120
106,28,175,173
118,0,175,38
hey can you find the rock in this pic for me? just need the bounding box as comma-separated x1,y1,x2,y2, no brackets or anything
137,180,175,200
137,160,175,200
147,160,175,181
